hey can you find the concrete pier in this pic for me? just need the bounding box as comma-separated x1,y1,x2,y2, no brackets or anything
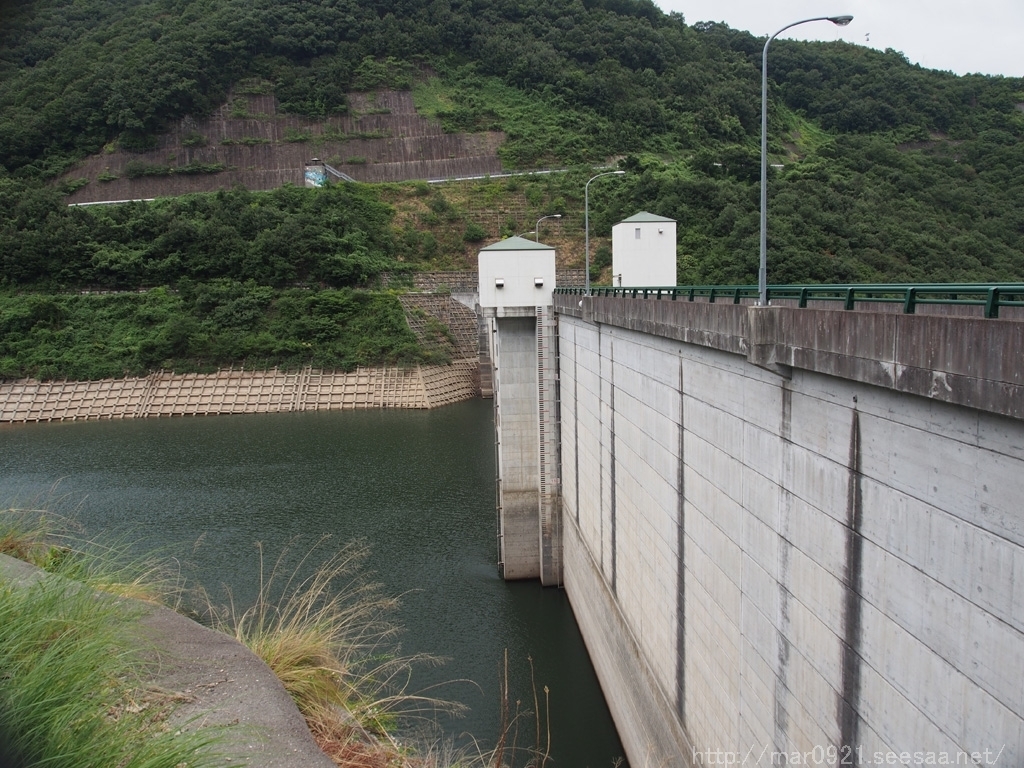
479,237,562,584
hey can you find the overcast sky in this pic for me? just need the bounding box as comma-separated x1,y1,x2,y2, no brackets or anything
653,0,1024,78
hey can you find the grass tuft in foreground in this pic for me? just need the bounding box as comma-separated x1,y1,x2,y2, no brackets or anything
0,507,188,605
0,507,62,567
0,545,219,767
0,512,556,768
209,537,464,766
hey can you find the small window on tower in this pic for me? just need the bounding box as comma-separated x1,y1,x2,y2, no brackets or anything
634,227,641,240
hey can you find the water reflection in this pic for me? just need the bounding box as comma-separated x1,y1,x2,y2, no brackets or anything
0,400,625,766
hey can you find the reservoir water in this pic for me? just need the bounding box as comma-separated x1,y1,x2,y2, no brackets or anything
0,399,625,766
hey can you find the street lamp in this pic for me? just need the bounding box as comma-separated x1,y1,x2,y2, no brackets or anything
585,171,625,295
759,14,852,307
535,214,562,242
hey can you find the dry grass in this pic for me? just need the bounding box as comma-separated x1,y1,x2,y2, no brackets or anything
0,507,59,566
489,650,552,768
209,539,561,768
1,512,556,768
0,507,187,606
209,536,464,767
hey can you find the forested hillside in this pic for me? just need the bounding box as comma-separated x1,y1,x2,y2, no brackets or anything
1,0,1023,378
1,0,1021,168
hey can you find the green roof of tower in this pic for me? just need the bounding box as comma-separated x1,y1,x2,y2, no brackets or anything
480,236,556,251
617,211,676,224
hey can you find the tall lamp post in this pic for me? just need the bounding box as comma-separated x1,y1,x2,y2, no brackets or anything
585,170,625,295
759,14,852,307
535,214,562,242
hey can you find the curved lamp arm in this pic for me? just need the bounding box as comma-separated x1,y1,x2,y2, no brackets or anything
585,171,625,295
759,15,852,306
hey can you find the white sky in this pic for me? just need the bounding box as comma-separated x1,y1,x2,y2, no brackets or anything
653,0,1024,78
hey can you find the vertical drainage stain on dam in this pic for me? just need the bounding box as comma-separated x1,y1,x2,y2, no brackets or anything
839,406,865,751
573,325,581,527
676,356,686,720
774,385,795,749
609,338,617,594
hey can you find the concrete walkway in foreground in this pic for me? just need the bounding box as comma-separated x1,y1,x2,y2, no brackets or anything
0,553,335,768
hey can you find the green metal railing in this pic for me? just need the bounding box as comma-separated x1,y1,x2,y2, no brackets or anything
553,283,1024,319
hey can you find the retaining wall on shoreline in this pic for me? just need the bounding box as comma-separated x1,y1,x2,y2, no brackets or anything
0,361,478,423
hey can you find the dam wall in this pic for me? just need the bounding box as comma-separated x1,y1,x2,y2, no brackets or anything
555,294,1024,767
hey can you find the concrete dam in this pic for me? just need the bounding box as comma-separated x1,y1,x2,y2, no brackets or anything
478,233,1024,766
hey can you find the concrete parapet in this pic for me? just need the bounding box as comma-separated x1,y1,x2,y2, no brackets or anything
555,294,1024,422
0,362,478,423
748,307,1024,420
556,294,750,356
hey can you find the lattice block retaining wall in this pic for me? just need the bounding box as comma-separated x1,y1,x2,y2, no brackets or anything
419,359,479,408
399,294,480,359
0,363,478,423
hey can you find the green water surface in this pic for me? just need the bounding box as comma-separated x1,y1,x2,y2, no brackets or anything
0,399,625,767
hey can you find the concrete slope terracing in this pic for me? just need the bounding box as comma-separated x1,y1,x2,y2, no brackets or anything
62,89,505,204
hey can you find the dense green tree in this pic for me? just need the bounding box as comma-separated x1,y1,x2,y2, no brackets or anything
0,182,399,290
0,0,1022,382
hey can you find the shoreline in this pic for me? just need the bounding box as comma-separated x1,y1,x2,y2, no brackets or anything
0,360,479,423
